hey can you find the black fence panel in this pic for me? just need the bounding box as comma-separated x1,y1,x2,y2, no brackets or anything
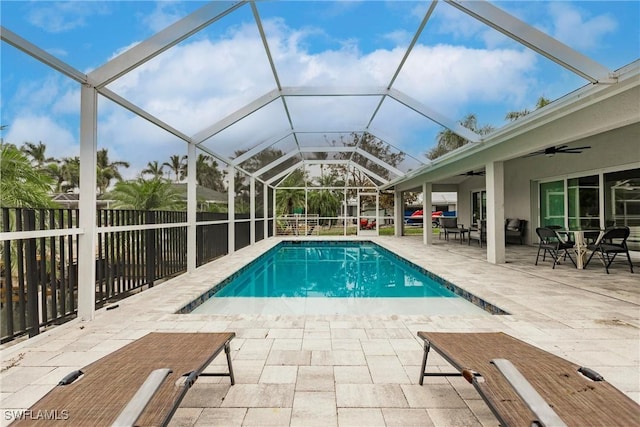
235,216,251,251
255,221,264,242
196,212,228,266
1,207,268,343
1,208,190,343
1,208,79,343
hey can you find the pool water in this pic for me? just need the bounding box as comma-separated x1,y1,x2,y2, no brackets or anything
216,242,456,298
184,241,507,316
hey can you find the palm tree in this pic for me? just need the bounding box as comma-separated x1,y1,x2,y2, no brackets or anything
163,155,186,182
44,162,65,192
426,114,494,160
1,144,57,208
21,141,55,170
141,160,165,179
505,96,551,122
60,156,80,192
276,169,307,215
308,174,343,226
179,154,226,191
96,148,130,194
234,147,284,174
109,177,183,210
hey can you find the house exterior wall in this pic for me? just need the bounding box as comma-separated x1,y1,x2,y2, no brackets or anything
455,123,639,244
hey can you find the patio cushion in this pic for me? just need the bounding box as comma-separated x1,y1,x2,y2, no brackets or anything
506,218,521,231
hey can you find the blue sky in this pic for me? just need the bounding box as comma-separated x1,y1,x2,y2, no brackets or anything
1,1,638,179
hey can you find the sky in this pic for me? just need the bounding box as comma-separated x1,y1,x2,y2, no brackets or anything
1,1,639,181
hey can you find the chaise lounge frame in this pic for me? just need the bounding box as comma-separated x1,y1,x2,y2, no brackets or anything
14,332,235,426
418,331,640,426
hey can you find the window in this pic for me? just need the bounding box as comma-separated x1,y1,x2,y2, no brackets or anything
567,175,599,229
539,168,639,252
540,181,564,227
604,168,640,251
471,190,486,226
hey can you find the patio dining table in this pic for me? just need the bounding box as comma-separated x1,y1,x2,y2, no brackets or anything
558,229,603,269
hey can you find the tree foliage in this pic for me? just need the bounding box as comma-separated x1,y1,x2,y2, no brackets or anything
1,144,57,208
426,114,495,160
109,177,183,210
141,160,165,179
276,169,307,215
97,148,130,194
163,155,186,182
505,96,551,122
180,154,226,191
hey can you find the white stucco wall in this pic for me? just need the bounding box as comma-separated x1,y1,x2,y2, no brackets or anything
457,123,640,244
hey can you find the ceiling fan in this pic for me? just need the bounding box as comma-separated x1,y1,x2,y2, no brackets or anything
525,145,591,157
459,170,485,176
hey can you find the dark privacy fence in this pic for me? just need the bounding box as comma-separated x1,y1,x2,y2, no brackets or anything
1,208,268,343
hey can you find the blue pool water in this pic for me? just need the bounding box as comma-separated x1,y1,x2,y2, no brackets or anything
216,242,455,298
182,241,507,315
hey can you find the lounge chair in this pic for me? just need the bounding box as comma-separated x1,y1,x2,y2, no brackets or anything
418,331,640,427
535,227,576,268
584,226,634,273
14,332,235,426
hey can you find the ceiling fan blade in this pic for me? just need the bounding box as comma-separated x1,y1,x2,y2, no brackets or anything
524,150,545,157
524,144,591,157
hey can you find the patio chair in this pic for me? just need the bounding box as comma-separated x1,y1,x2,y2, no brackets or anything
584,226,634,273
505,218,526,244
535,227,576,269
15,332,235,426
468,220,486,247
418,331,640,427
438,216,464,241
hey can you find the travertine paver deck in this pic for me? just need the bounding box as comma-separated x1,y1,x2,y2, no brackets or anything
1,235,638,426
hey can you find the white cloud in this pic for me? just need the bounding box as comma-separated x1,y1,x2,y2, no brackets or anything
5,11,546,175
391,44,537,117
26,2,109,33
382,30,412,47
141,1,189,33
547,3,617,51
6,115,77,159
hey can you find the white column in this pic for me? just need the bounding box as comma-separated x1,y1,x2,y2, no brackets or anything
343,192,347,236
263,182,269,238
186,143,196,272
272,187,277,236
422,182,433,245
77,85,98,321
486,161,506,264
394,190,403,236
250,176,256,244
227,166,235,254
376,191,380,233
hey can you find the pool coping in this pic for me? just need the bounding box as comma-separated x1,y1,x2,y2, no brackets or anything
177,240,509,315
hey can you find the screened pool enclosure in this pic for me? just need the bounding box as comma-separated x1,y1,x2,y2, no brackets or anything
1,1,638,340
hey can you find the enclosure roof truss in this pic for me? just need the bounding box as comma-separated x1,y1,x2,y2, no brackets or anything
0,0,621,190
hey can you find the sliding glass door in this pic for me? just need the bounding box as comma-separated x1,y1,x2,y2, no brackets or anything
539,167,639,251
567,175,599,230
604,168,640,251
540,181,564,228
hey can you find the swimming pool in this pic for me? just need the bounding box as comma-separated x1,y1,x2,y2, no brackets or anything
180,241,507,315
